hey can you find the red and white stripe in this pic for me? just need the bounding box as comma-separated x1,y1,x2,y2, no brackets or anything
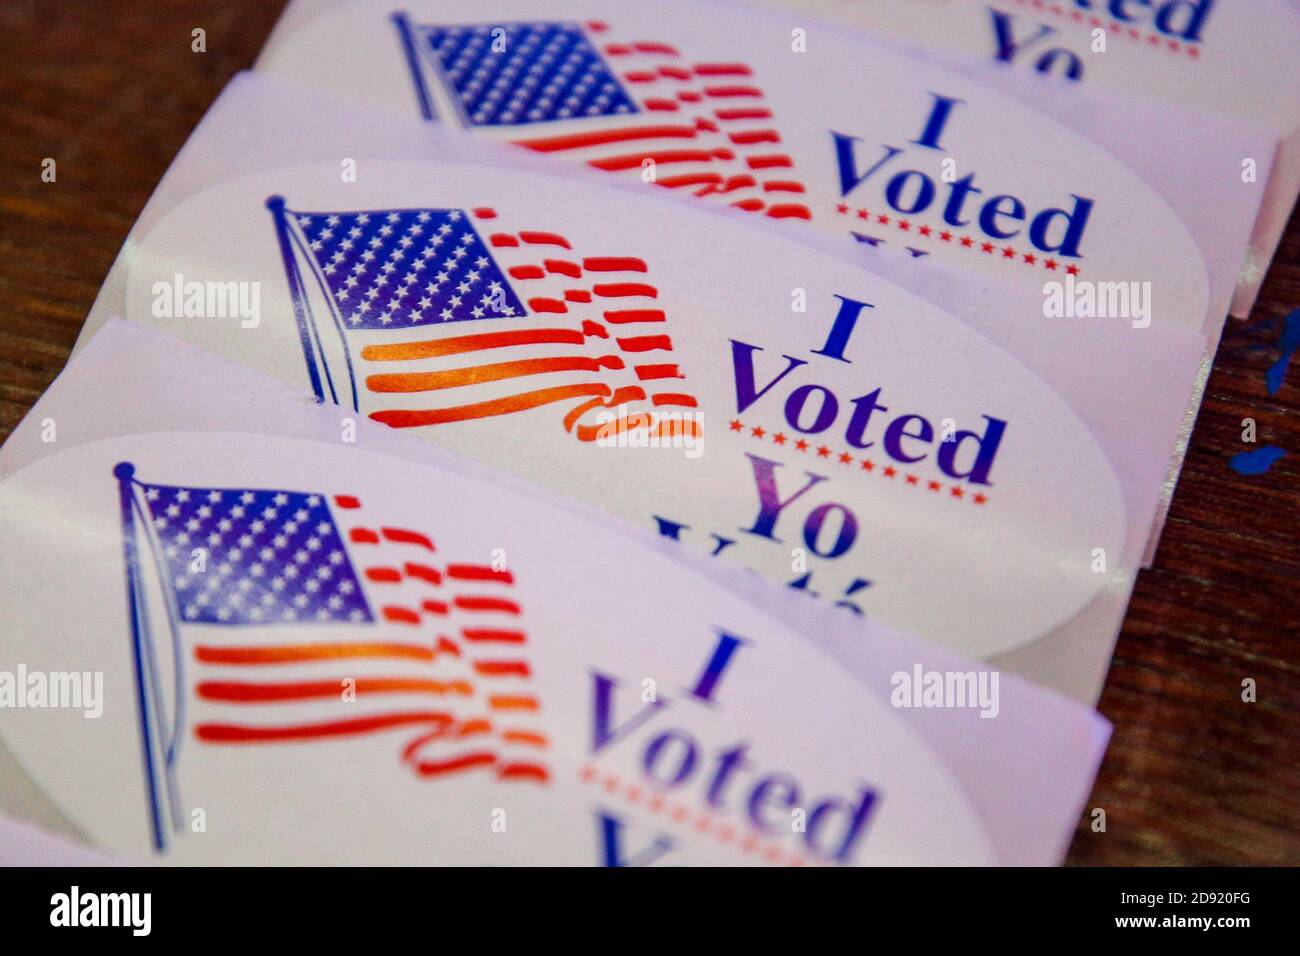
189,494,549,784
511,21,812,222
349,206,699,441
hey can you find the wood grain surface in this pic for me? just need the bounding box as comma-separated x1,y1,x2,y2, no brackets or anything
0,1,1295,865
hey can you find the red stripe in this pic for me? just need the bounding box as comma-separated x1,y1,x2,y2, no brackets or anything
715,107,771,120
705,85,763,98
565,289,592,303
518,231,571,249
617,335,674,353
707,175,759,195
545,258,583,278
508,265,545,279
652,393,699,408
472,207,497,219
656,172,723,189
594,282,658,298
694,63,752,76
747,155,794,169
410,751,498,778
634,363,683,380
447,564,515,584
490,695,539,711
194,643,434,665
634,41,679,54
644,98,679,111
350,528,380,545
404,562,442,585
583,256,647,272
362,327,586,362
502,730,549,747
454,596,521,614
656,65,692,81
333,495,361,509
490,233,519,247
462,628,526,644
365,567,401,583
528,297,567,313
401,724,491,762
517,124,697,153
196,678,471,702
383,527,435,550
498,763,551,782
591,148,734,171
369,355,622,394
659,173,760,195
729,129,781,144
370,383,611,428
196,711,450,743
421,599,448,615
383,605,421,625
603,309,664,324
768,204,813,220
474,660,532,677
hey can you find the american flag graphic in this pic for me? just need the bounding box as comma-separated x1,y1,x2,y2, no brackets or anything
266,195,699,442
114,462,548,852
392,13,811,221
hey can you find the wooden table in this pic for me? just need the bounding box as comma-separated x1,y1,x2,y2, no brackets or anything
0,0,1295,865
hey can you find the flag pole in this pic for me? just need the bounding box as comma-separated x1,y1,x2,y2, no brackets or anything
392,11,438,121
115,462,167,852
266,195,328,404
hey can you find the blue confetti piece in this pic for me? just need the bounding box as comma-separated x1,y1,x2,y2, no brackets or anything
1229,444,1286,476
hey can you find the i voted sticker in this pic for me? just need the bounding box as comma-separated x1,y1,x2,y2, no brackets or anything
256,0,1217,330
0,432,1002,865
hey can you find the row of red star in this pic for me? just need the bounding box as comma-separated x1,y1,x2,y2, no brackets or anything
1009,0,1204,58
834,204,1081,276
578,764,821,866
731,419,990,505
